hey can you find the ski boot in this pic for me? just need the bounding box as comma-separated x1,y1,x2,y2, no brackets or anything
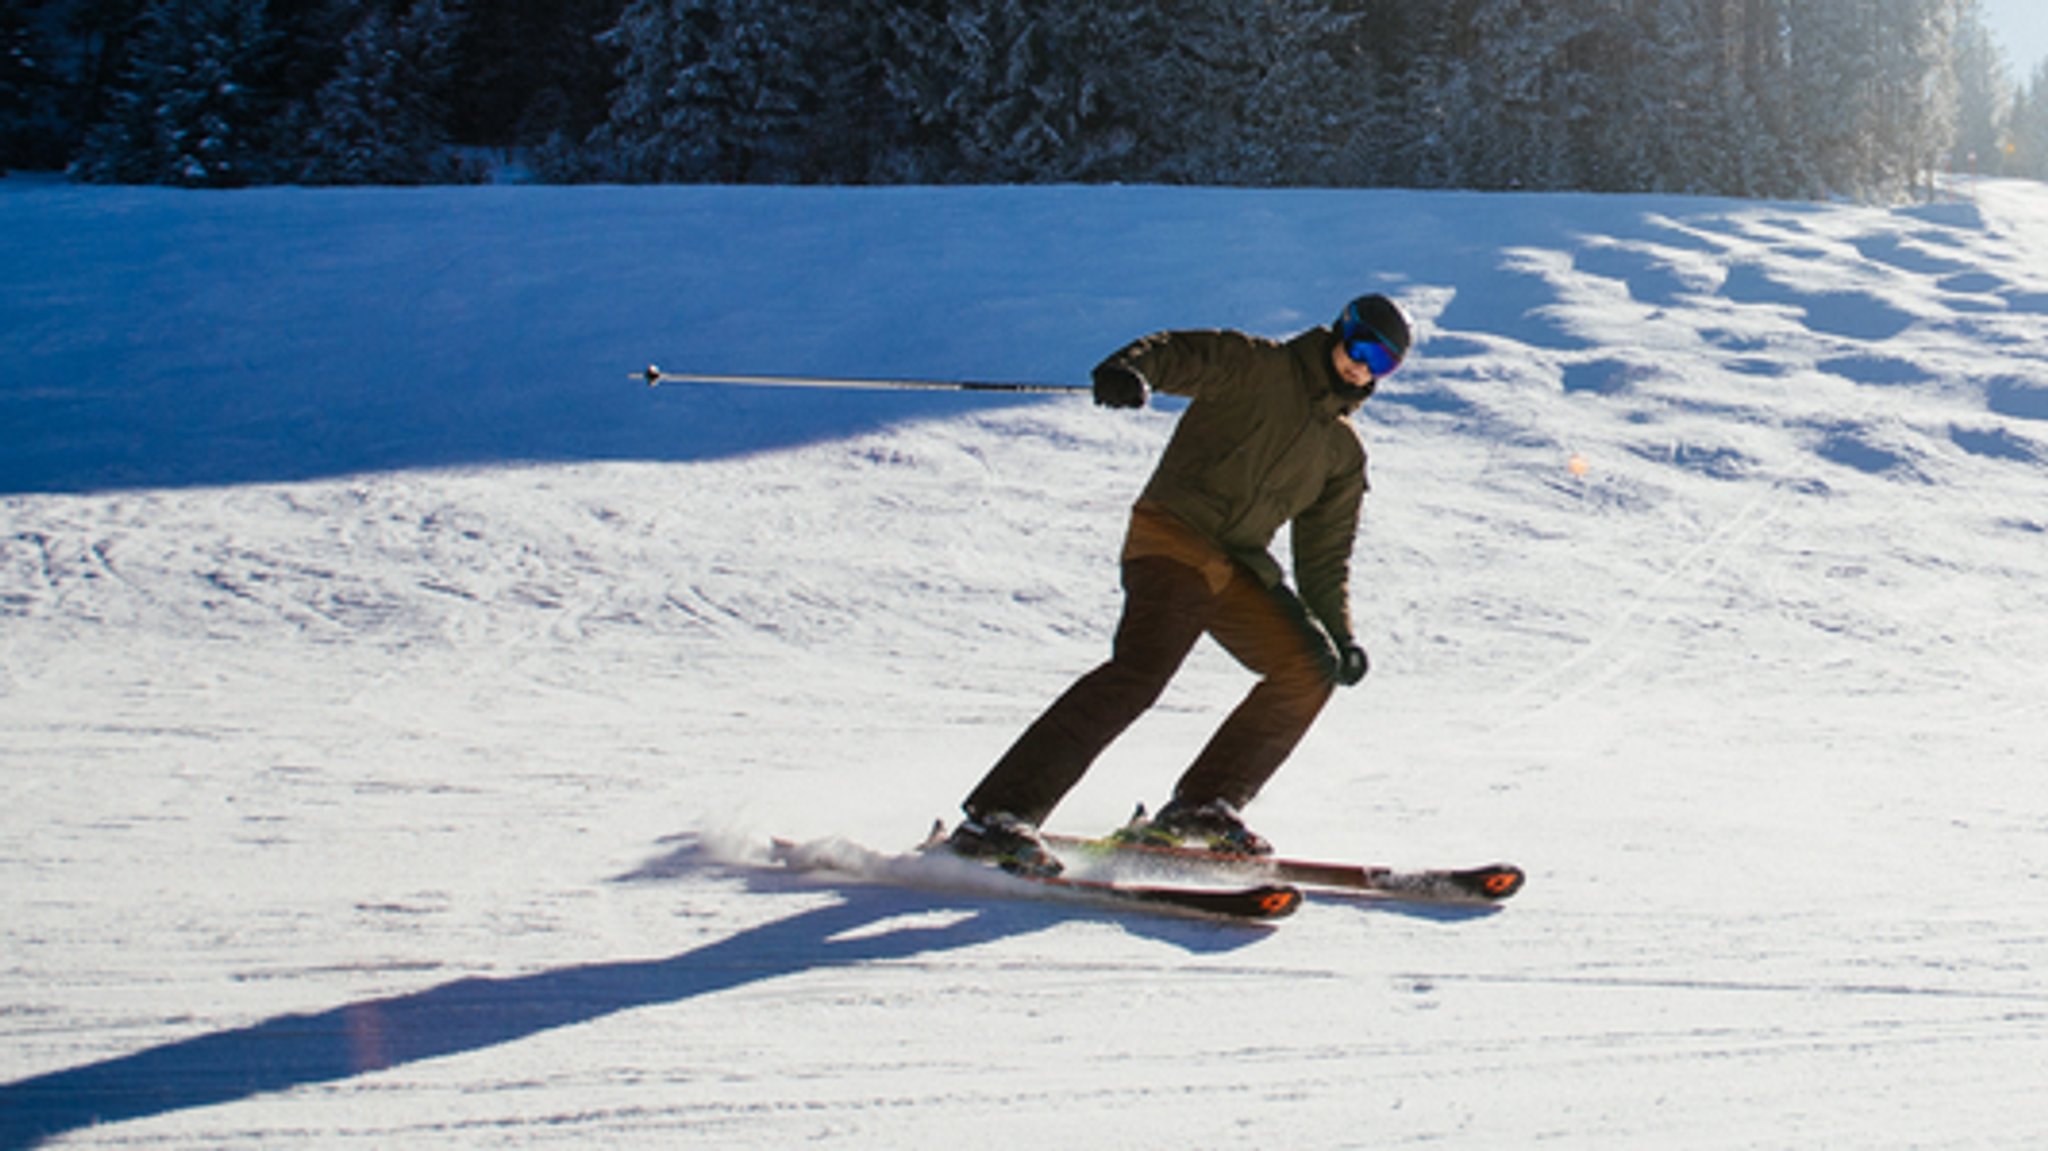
1119,797,1273,856
941,811,1065,877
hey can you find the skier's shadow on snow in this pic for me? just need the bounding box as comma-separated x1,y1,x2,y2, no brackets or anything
0,847,1261,1150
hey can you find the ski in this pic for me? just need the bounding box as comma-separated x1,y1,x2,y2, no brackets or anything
1042,831,1525,904
916,823,1302,921
769,833,1301,923
1019,872,1302,921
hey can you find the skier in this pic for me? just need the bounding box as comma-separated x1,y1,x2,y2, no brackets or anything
946,294,1412,876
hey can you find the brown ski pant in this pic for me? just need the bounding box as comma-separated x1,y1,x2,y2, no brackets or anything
965,521,1338,827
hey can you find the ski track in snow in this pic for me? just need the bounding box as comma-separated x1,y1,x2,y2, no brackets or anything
3,177,2047,1147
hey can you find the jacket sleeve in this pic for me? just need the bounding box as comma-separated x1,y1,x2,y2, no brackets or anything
1289,449,1366,646
1097,330,1259,400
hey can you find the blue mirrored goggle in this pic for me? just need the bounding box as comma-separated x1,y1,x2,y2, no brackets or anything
1340,303,1404,378
1343,332,1402,378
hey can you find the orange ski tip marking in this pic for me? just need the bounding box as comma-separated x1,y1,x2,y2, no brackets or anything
1259,889,1300,915
1483,869,1524,897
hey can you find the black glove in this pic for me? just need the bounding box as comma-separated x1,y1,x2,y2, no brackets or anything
1091,364,1148,409
1336,643,1369,686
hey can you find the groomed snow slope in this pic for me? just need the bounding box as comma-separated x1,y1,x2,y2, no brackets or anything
3,177,2047,1147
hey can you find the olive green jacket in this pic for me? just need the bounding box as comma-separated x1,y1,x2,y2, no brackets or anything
1101,327,1367,645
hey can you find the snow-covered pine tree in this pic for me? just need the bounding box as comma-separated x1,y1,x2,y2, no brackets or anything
1622,0,1785,198
1442,0,1599,192
0,3,44,172
1701,32,1781,198
1311,2,1415,189
2011,60,2048,180
597,0,894,183
300,0,474,185
1367,3,1470,190
1783,0,1960,201
1782,1,1875,198
452,0,622,148
601,0,764,181
1545,0,1663,194
1731,0,1815,200
1949,0,2011,177
1879,0,1960,200
874,0,1144,183
1131,0,1360,186
70,0,286,185
1801,0,1958,201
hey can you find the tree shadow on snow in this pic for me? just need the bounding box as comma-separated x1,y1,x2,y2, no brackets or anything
0,840,1266,1149
0,374,1049,497
1,184,1082,497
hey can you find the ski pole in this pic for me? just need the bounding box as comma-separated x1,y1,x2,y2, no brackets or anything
634,365,1085,395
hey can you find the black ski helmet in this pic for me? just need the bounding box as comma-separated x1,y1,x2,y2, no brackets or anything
1335,294,1412,371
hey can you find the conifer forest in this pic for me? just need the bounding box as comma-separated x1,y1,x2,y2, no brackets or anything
4,0,2047,201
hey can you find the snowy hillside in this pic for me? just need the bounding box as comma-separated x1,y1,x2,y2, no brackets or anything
3,175,2047,1147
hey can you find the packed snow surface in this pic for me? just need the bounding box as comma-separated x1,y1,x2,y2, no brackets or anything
4,176,2048,1147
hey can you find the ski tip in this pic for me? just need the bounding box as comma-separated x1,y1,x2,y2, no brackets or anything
1124,880,1303,921
1257,884,1305,918
1460,864,1525,901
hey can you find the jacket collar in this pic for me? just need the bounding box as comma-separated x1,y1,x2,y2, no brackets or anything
1292,329,1367,417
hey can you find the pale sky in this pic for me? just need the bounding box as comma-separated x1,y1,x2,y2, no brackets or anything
1979,0,2048,79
